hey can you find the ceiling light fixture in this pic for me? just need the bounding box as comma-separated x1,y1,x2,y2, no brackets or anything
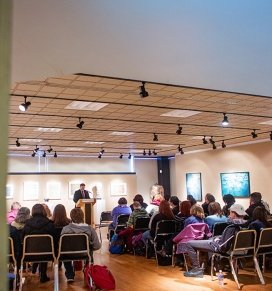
212,143,217,150
31,151,36,157
153,133,158,142
177,145,184,154
76,117,84,129
98,153,102,159
47,146,53,153
153,149,157,156
148,149,152,156
209,136,215,144
34,145,39,152
251,129,258,138
42,151,46,157
100,148,105,155
128,153,132,159
119,153,123,159
16,138,21,147
222,140,226,148
139,82,149,98
19,96,31,112
176,124,182,135
143,149,146,156
54,151,57,158
221,113,229,126
202,136,208,144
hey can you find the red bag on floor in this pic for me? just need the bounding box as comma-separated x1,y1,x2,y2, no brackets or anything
84,264,115,290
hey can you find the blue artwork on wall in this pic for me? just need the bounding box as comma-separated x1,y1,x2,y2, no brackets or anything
186,173,202,201
220,172,250,198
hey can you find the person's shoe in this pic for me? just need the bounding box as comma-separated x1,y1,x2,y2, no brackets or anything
184,268,204,278
40,276,50,283
67,277,75,283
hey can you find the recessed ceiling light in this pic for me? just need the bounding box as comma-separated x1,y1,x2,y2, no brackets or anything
84,141,105,145
259,120,272,125
110,132,134,136
34,128,63,132
65,101,108,111
160,109,200,118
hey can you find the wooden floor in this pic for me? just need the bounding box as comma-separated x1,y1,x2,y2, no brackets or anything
21,229,272,291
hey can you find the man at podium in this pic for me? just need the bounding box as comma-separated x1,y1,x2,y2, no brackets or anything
73,183,90,204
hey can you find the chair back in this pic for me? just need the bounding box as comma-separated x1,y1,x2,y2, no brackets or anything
256,227,272,255
231,229,256,254
100,211,113,223
8,237,16,265
213,222,230,236
57,233,91,262
134,217,150,232
155,220,176,239
117,214,130,225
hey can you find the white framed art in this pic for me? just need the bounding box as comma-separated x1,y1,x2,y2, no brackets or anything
46,181,61,200
110,182,127,196
23,181,39,201
6,184,13,199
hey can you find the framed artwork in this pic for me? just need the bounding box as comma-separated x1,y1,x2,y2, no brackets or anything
6,184,13,199
186,173,202,201
68,181,82,200
110,182,127,196
46,182,61,200
220,172,250,198
23,181,39,201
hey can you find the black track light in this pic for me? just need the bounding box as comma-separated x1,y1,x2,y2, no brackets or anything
222,140,226,148
179,147,184,154
34,145,39,152
76,117,84,129
16,138,21,147
202,136,208,144
176,124,182,135
221,113,229,126
209,136,215,144
119,153,123,159
270,132,272,141
139,82,149,98
31,151,36,157
54,151,57,158
143,149,146,156
47,146,53,153
128,153,132,159
153,149,157,156
42,151,46,157
19,96,31,112
98,153,102,159
251,129,258,138
153,133,158,142
99,148,105,155
148,149,152,156
212,143,217,150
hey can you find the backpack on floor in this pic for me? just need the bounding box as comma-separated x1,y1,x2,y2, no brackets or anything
84,264,116,290
109,234,125,254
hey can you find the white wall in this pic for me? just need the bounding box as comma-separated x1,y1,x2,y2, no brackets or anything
173,142,272,210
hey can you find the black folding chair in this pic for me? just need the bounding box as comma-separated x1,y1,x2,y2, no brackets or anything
8,237,17,291
134,216,150,233
97,211,113,242
212,222,230,236
114,214,130,234
256,227,272,274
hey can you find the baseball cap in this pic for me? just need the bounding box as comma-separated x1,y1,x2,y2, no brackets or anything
229,204,247,216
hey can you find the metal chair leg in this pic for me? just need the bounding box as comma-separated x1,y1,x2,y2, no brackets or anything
229,258,241,290
253,256,265,285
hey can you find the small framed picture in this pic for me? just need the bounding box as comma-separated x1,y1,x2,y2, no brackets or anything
110,182,127,196
46,182,61,200
23,181,39,201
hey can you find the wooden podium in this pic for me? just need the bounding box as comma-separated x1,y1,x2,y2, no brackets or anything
76,198,96,225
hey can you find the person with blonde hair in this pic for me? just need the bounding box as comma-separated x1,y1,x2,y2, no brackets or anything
184,205,205,228
7,201,21,224
205,202,228,231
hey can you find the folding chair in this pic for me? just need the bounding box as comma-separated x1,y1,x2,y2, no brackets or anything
211,229,265,289
114,214,130,234
97,211,113,242
8,237,17,291
212,222,230,236
19,234,58,291
133,216,150,233
256,227,272,274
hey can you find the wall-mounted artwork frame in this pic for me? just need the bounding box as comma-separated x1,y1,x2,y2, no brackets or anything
23,181,39,201
6,184,13,199
186,173,202,201
220,172,250,198
46,182,61,200
110,182,127,196
68,181,83,200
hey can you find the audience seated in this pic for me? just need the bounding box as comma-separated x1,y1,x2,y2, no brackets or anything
245,192,270,220
222,194,236,216
7,202,21,224
184,205,205,228
61,208,101,282
169,196,180,216
42,203,53,220
202,193,215,217
129,194,148,212
22,204,55,283
204,202,228,231
248,206,272,235
187,195,196,206
145,194,164,216
174,200,191,233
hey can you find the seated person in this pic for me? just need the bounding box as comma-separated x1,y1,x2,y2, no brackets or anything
183,203,247,278
204,202,228,231
129,194,148,211
169,196,180,216
175,200,192,233
145,194,164,216
61,208,101,282
184,205,205,228
187,195,197,206
202,193,216,217
7,202,21,224
246,192,270,220
248,206,272,235
222,194,235,216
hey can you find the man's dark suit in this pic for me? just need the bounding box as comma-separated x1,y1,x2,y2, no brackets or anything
73,189,90,204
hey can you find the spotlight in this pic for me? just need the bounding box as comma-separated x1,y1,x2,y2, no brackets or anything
153,149,157,156
42,151,46,157
202,136,208,144
143,149,146,156
19,96,31,112
221,113,229,126
34,145,39,152
16,138,21,147
153,133,158,142
98,153,102,159
139,82,149,98
270,132,272,141
209,136,215,144
54,151,57,158
119,153,123,159
176,124,182,135
100,148,105,155
148,149,152,156
76,117,84,129
251,129,258,138
31,151,36,157
177,145,184,154
47,146,53,153
212,143,217,150
222,140,226,148
128,153,132,159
